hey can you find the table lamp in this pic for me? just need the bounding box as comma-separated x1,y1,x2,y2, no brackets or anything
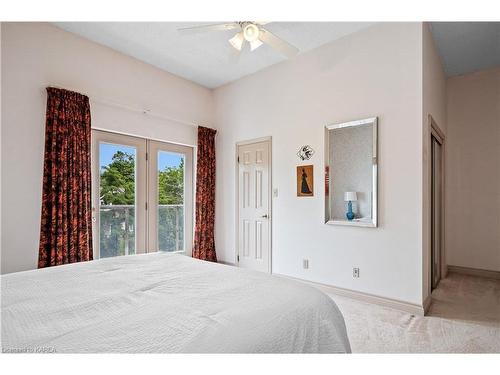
344,192,357,221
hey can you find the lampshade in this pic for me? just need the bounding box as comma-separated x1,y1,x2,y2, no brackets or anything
250,39,263,51
229,32,244,51
344,192,357,202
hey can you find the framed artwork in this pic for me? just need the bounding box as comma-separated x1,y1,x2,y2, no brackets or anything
297,165,314,197
297,145,315,161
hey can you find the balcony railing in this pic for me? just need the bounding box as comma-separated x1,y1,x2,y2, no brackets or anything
99,204,183,258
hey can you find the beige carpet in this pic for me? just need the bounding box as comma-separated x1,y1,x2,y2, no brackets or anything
325,272,500,353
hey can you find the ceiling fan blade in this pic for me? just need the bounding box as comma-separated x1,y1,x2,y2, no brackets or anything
258,28,299,59
177,23,240,35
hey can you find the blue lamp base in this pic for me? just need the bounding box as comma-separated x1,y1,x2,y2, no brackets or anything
346,201,355,221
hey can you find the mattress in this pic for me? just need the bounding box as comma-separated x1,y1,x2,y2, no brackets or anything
1,252,351,353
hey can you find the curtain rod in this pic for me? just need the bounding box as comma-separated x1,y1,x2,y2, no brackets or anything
46,84,200,128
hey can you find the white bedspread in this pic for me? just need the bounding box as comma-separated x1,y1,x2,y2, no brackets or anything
1,253,350,353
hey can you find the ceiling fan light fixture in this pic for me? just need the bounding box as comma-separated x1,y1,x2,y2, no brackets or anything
243,23,260,42
178,22,299,60
250,39,263,51
229,32,244,51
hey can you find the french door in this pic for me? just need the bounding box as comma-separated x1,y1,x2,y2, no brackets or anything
147,140,193,254
91,130,193,259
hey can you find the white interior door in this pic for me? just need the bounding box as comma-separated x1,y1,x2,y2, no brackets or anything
237,140,272,273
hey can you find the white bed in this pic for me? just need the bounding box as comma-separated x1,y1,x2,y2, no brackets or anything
1,252,350,353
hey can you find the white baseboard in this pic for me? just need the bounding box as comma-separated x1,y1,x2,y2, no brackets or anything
423,294,432,314
448,265,500,280
217,262,426,315
275,274,425,316
217,260,237,266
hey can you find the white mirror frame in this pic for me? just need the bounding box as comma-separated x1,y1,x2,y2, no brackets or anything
324,117,378,228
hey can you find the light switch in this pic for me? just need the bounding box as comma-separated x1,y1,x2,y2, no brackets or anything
273,188,279,198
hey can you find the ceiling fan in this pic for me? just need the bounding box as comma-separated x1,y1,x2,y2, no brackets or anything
177,22,299,59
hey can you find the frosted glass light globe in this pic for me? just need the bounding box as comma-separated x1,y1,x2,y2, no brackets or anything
243,24,260,42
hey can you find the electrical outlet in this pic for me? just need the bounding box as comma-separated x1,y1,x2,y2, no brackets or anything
303,259,309,269
353,268,360,278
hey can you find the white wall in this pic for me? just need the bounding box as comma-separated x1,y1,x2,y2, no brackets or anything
0,23,3,275
422,23,447,303
214,23,424,305
446,67,500,272
1,22,214,274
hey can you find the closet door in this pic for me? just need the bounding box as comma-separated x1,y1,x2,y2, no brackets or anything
147,141,194,255
91,130,147,259
431,134,443,290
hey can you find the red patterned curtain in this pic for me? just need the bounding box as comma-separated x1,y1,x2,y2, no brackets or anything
38,87,93,268
192,126,217,262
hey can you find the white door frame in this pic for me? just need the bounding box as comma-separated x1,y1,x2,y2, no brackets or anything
235,137,272,273
429,115,446,289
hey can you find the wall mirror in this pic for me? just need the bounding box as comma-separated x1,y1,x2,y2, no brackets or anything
325,117,378,227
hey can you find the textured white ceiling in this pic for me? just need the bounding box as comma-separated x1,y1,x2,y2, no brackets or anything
53,22,374,88
430,22,500,77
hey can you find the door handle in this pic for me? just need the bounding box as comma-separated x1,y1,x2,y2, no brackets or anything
261,214,269,219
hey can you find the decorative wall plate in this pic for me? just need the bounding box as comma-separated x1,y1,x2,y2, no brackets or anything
297,145,315,161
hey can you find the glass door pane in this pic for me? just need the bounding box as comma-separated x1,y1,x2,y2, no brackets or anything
99,143,137,258
148,141,193,255
92,130,147,259
157,151,185,252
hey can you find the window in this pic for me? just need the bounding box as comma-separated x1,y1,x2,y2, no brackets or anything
91,130,193,258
